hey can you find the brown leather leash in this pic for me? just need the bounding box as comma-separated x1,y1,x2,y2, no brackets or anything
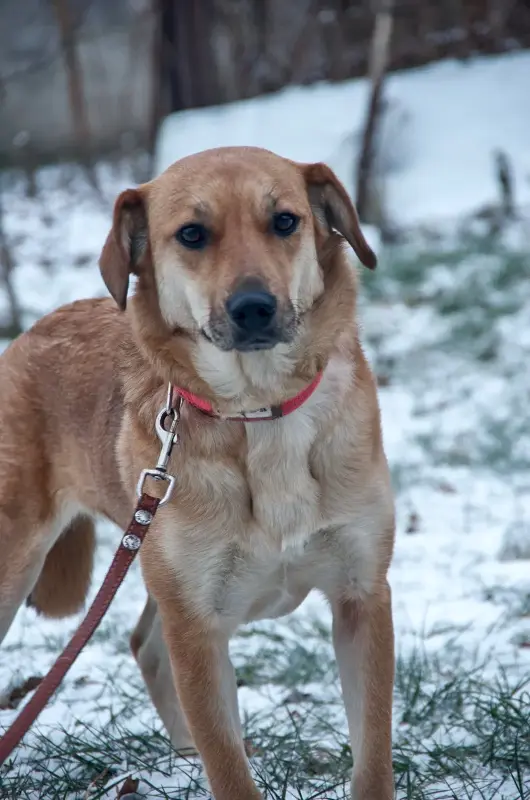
0,370,323,766
0,390,182,767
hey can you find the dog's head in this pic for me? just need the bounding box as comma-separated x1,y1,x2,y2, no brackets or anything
100,147,375,398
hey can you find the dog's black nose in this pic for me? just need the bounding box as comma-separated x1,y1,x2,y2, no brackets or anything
226,290,277,334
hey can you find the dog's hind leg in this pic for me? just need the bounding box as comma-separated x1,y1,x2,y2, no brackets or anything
0,509,95,645
27,514,95,618
131,594,197,754
0,510,49,644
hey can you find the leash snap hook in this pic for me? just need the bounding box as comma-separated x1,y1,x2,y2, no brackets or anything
137,385,181,507
136,469,175,507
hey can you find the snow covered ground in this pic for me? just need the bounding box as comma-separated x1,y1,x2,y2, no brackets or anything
1,53,530,799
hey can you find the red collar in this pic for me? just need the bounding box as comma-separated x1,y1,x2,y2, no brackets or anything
174,372,323,422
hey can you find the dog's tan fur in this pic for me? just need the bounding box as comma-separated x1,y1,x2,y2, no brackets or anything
0,147,395,799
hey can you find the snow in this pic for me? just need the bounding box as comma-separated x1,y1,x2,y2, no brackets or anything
155,52,530,226
1,51,530,798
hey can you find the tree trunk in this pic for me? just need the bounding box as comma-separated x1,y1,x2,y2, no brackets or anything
0,188,22,338
52,0,92,162
355,0,395,224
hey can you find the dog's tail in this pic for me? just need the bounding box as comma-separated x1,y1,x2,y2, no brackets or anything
27,515,95,618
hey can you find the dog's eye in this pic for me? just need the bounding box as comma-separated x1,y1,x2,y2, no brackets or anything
272,212,299,238
176,224,208,250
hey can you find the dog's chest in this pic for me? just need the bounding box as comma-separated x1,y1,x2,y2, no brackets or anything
162,360,379,619
167,411,323,614
243,410,321,547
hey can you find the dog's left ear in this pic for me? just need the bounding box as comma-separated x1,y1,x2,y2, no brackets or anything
304,163,376,269
99,188,149,310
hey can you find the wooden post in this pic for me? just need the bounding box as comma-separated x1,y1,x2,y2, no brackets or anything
355,0,394,223
0,182,22,338
51,0,92,163
494,150,515,219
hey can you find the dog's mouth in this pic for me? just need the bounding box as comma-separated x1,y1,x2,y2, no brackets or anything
201,327,284,352
233,335,280,352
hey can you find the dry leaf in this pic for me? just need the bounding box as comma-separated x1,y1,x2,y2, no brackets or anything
83,768,110,799
117,776,140,797
0,676,42,710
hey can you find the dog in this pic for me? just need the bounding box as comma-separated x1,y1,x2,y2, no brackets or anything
0,146,395,800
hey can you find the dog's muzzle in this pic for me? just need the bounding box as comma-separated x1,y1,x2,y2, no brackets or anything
206,278,297,353
225,288,279,351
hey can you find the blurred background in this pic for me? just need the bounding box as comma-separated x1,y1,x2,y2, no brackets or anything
2,1,530,165
1,3,530,799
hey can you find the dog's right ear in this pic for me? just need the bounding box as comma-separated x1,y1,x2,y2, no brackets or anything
99,188,148,310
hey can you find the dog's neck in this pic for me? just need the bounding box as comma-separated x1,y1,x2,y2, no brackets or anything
173,370,324,421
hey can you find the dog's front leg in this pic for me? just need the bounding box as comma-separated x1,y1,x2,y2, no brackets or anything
332,582,394,800
157,604,261,800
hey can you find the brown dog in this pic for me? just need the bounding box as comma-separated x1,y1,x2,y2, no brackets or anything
0,147,395,799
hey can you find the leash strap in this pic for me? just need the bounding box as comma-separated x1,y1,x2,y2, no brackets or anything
0,492,160,766
0,374,314,766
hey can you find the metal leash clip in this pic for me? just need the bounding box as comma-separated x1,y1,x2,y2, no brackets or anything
136,385,180,506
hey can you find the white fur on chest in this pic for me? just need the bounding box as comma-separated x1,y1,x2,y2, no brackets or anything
160,357,384,621
163,401,324,558
245,406,320,550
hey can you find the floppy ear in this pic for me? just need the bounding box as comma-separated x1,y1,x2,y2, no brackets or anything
304,163,376,269
99,188,149,310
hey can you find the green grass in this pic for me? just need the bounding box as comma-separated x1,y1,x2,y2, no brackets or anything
363,229,530,361
362,226,530,479
2,618,529,799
